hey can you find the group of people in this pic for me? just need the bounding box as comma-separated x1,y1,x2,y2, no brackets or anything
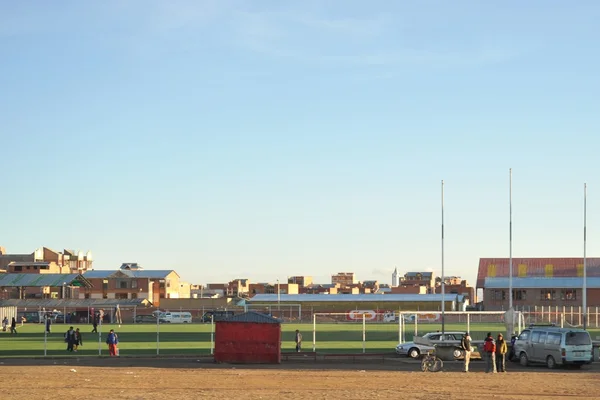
64,327,83,352
460,331,508,373
63,326,119,356
1,317,17,334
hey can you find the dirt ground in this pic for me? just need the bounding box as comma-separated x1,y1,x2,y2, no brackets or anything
1,359,599,399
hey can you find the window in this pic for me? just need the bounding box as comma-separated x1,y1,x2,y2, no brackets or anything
541,289,556,301
131,292,137,299
131,280,137,289
84,293,90,299
428,334,441,340
493,290,506,301
119,281,128,289
518,330,530,341
547,332,561,345
566,332,591,345
537,332,547,344
562,289,577,301
512,290,527,301
531,331,540,342
14,266,22,272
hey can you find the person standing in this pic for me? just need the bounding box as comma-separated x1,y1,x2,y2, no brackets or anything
495,333,508,373
295,329,303,352
106,329,119,356
45,316,52,334
74,328,83,352
460,332,472,372
2,317,8,332
483,332,497,373
65,326,76,352
10,317,17,335
91,314,98,333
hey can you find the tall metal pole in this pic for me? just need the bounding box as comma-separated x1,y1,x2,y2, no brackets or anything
441,180,445,335
583,183,588,330
509,168,513,310
277,279,281,314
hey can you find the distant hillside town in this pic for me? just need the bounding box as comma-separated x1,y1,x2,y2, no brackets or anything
1,246,600,321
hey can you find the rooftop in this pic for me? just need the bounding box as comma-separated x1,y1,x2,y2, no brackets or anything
248,293,461,303
83,270,177,279
0,273,92,288
477,258,600,287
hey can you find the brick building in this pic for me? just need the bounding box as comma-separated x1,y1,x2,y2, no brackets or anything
288,276,313,287
331,272,356,286
82,263,181,307
478,257,600,310
0,246,93,273
434,278,476,303
249,282,299,296
399,272,436,294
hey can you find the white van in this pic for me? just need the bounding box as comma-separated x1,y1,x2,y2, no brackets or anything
513,325,593,369
158,312,192,324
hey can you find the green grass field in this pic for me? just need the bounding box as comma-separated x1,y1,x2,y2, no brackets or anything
1,322,598,357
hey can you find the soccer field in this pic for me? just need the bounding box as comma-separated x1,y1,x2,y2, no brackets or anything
0,321,529,357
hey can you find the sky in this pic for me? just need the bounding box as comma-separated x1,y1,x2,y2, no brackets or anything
1,1,600,287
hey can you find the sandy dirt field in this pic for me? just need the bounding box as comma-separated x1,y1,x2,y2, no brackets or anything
0,359,599,400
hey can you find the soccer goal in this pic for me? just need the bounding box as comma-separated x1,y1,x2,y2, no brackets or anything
397,310,526,343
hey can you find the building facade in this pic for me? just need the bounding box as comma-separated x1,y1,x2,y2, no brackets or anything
331,272,356,286
478,258,600,310
0,246,93,273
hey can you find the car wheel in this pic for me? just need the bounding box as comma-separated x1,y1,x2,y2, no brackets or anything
546,356,556,369
408,348,420,359
519,352,529,367
453,348,463,359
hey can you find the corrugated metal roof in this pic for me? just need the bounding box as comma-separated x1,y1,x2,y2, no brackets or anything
484,277,600,289
477,258,600,288
248,294,458,303
83,270,177,279
223,311,281,324
0,273,83,287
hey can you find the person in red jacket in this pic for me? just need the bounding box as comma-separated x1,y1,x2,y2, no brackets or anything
106,329,119,356
483,332,497,373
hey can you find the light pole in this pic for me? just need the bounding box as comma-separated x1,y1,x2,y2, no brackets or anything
277,279,281,312
441,180,445,336
583,183,588,330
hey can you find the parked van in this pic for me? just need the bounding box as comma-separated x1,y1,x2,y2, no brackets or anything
158,312,192,324
513,325,593,369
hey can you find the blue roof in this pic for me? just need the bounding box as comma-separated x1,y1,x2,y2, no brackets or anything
223,311,281,324
484,277,600,289
248,294,457,303
83,270,177,279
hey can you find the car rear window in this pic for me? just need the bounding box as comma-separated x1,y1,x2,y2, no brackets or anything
565,332,591,345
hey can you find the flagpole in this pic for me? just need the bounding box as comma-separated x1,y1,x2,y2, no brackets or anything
583,183,587,330
509,168,513,311
441,180,445,335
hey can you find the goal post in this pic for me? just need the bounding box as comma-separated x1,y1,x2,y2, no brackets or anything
398,311,526,343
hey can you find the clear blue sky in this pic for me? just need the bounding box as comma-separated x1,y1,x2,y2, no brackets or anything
1,1,599,287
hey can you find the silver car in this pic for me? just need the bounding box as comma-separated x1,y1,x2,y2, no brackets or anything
396,331,466,359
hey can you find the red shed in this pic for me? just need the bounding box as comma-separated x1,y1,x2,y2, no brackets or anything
214,311,281,364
